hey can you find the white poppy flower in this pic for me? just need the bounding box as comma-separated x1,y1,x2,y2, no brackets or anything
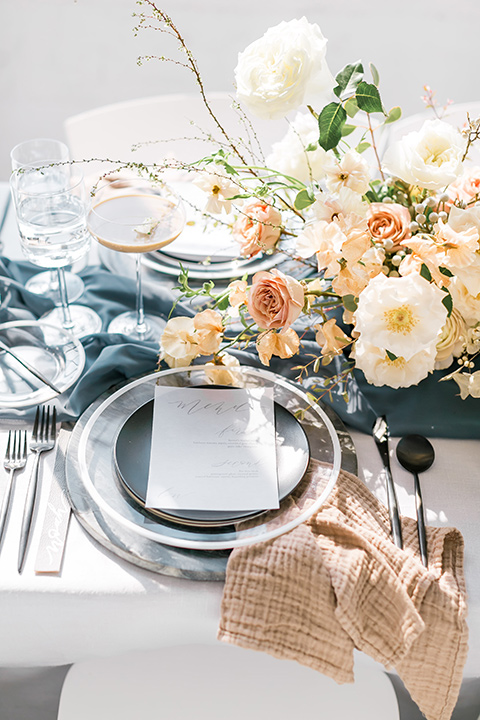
354,273,447,360
354,340,436,388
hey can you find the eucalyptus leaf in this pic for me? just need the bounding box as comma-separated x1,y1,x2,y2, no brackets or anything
345,97,359,118
341,124,356,137
355,81,385,114
386,349,398,361
318,102,347,151
294,188,316,210
369,62,380,87
356,141,371,153
384,106,402,125
333,61,364,98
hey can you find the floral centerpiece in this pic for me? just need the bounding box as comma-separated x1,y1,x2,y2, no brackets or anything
131,2,480,407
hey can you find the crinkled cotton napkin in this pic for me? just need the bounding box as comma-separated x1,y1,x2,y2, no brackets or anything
218,463,468,720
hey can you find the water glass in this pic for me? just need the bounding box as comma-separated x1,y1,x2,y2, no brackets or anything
10,138,85,303
10,165,102,336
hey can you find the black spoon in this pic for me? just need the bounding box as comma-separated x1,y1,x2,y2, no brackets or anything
396,435,435,567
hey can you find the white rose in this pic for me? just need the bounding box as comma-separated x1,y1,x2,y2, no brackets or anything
235,18,334,120
382,119,465,190
434,308,467,370
353,273,447,360
354,340,436,389
266,112,332,183
449,277,480,325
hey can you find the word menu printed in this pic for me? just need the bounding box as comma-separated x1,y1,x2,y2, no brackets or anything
146,385,279,511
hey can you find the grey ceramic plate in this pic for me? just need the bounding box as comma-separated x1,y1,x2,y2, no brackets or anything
114,398,310,527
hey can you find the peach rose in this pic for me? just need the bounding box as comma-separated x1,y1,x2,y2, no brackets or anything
247,269,304,331
256,328,300,366
448,167,480,204
232,199,282,258
366,202,411,249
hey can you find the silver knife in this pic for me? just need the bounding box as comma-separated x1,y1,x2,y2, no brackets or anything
372,415,403,549
0,339,62,394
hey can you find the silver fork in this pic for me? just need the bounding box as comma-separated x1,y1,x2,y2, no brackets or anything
1,431,28,548
18,406,57,573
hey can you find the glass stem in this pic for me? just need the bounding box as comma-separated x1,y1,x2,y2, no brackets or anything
135,254,147,337
57,268,74,332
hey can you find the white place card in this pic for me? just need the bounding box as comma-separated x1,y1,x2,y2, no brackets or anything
146,385,279,512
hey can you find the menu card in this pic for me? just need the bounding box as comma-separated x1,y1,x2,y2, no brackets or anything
146,385,279,511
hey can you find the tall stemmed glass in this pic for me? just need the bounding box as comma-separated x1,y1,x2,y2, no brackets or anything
10,139,85,304
10,164,102,337
87,177,185,340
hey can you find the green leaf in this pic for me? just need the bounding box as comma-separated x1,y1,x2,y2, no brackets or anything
294,188,316,210
356,141,371,153
318,102,347,151
341,124,356,137
305,142,318,152
333,62,364,98
355,81,385,114
216,295,230,311
345,97,359,118
386,349,398,361
442,292,453,317
439,266,454,277
420,263,432,282
385,106,402,125
369,62,380,87
343,294,358,312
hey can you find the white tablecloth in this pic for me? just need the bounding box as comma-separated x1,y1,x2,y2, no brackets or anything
0,184,478,684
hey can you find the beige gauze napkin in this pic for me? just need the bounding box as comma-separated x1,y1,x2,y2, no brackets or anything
218,462,468,720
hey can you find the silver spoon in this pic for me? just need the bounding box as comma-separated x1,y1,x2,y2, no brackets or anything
396,434,435,567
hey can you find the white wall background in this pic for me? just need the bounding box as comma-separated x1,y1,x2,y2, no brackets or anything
1,0,479,179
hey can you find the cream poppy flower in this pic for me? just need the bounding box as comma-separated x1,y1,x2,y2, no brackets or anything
353,273,447,360
354,340,436,388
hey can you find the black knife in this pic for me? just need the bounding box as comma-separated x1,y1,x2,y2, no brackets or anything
372,415,403,549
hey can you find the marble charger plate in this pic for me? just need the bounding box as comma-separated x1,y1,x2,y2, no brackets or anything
65,365,356,581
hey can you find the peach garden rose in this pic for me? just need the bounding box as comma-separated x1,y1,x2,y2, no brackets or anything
232,199,282,258
366,202,412,249
247,269,304,331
